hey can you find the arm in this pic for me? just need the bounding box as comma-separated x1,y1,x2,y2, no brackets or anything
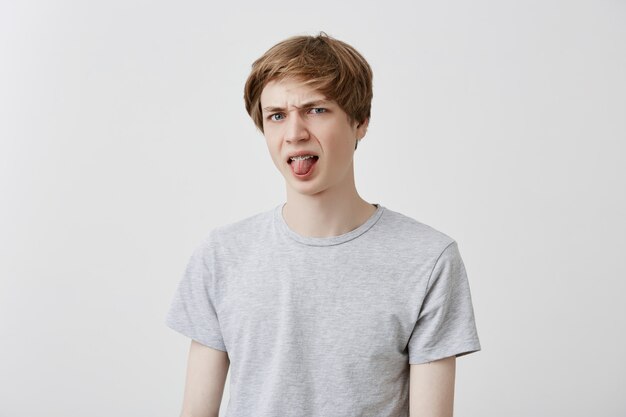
179,340,230,417
409,356,456,417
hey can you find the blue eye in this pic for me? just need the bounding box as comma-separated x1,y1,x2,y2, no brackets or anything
269,113,285,121
310,108,326,114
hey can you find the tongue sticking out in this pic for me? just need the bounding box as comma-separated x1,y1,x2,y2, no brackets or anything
292,157,316,175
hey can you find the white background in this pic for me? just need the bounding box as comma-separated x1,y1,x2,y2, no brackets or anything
1,0,625,416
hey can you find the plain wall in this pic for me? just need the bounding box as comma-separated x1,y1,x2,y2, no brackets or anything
1,0,625,416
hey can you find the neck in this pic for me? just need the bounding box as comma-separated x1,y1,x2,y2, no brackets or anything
282,167,376,238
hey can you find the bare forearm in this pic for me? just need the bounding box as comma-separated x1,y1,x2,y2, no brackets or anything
179,340,229,417
409,356,456,417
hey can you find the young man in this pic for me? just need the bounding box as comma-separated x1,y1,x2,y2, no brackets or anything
166,32,481,417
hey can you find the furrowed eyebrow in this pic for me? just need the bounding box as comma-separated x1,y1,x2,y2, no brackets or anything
262,100,330,113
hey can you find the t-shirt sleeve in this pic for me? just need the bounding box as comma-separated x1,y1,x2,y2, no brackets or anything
407,241,481,364
165,236,227,352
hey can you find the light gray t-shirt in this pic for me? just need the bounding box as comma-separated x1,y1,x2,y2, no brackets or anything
166,202,481,417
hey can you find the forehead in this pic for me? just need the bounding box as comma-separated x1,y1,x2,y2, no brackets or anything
260,78,329,109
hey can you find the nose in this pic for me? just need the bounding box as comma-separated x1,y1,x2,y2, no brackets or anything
284,111,310,143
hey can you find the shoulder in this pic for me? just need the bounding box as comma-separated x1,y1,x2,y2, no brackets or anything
377,205,457,257
198,206,276,255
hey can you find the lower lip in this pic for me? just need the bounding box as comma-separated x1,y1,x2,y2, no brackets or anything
288,158,318,179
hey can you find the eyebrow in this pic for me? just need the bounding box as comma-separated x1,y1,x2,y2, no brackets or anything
262,100,331,113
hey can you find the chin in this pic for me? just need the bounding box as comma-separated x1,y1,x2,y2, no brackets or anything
287,182,326,196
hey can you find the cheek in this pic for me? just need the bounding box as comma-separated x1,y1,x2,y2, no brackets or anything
264,126,283,146
264,138,282,165
329,130,356,158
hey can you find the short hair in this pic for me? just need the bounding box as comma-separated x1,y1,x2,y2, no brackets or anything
243,32,373,134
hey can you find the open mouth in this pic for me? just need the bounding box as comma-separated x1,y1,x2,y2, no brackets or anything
287,155,319,164
288,155,319,176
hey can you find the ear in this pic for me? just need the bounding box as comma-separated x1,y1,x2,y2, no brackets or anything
356,118,369,140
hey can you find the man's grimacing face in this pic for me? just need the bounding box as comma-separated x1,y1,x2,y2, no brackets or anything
260,78,368,197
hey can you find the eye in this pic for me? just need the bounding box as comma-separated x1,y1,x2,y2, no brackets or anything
268,113,285,121
309,107,327,115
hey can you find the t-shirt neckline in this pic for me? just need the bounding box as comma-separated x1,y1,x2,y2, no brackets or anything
274,202,385,246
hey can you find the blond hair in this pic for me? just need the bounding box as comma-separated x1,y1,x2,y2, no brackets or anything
243,32,373,133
